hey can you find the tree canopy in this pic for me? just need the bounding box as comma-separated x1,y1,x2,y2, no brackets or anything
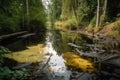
49,0,120,31
0,0,46,35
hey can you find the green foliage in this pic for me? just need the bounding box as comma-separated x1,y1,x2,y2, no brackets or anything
107,0,120,21
67,19,77,30
0,67,28,80
29,0,46,22
60,0,77,22
77,0,90,22
0,0,46,35
20,0,47,32
48,0,62,27
0,46,28,80
51,0,120,30
116,13,120,20
0,46,11,64
77,0,97,26
51,0,62,20
28,19,46,33
52,0,97,29
88,16,96,31
0,46,11,54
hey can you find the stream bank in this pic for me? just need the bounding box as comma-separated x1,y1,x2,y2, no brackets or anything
1,30,120,80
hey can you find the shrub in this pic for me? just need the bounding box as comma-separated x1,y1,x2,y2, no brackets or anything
0,67,28,80
0,46,11,65
21,19,46,33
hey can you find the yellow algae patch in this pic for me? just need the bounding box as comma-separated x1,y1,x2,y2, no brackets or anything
63,52,95,72
4,44,45,63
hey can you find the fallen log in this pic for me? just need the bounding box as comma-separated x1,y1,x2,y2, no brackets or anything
75,48,99,58
100,71,120,78
102,58,120,67
17,33,36,38
83,44,103,48
12,63,31,69
94,54,120,63
110,50,120,54
76,71,87,80
0,31,28,40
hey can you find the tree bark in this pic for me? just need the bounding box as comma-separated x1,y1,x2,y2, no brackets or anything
26,0,29,26
103,0,107,17
96,0,100,27
100,0,107,26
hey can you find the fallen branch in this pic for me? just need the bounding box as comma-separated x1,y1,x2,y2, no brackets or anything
75,48,99,58
17,33,35,38
67,43,82,48
36,53,52,73
12,63,31,69
0,31,28,40
94,54,120,63
83,44,103,48
76,71,87,80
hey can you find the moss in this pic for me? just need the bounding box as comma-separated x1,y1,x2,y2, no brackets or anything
4,44,45,63
63,52,96,72
94,26,101,33
55,19,77,30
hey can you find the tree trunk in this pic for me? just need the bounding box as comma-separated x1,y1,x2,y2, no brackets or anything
100,0,107,26
96,0,100,27
103,0,107,17
26,0,29,26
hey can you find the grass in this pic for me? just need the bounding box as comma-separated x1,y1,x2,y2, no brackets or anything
54,19,78,30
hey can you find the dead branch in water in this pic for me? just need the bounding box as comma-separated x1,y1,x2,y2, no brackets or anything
75,48,99,58
12,63,31,69
36,53,52,73
67,43,82,48
94,54,120,63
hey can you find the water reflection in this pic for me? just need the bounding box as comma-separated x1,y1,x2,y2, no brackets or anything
49,30,65,55
49,30,86,55
45,31,96,80
48,30,120,80
4,33,46,51
3,32,46,63
44,32,71,80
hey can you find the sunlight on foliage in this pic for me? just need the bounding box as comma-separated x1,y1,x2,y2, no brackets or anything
63,52,95,72
55,19,77,30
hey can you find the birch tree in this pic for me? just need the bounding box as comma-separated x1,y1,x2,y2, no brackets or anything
100,0,107,26
26,0,29,26
96,0,100,27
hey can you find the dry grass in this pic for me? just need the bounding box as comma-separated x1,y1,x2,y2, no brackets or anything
99,19,120,36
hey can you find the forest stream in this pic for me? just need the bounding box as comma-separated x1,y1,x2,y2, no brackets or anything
1,0,120,80
2,30,120,80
